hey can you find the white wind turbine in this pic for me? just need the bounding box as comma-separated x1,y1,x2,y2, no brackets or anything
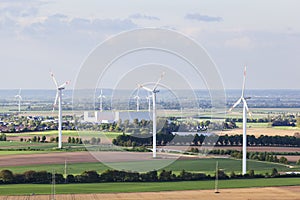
134,88,140,112
51,72,70,149
98,89,106,112
146,94,152,112
138,72,165,158
15,88,22,113
228,66,251,175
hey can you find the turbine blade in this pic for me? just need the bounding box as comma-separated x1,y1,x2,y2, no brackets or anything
229,98,242,112
54,91,59,106
153,71,165,91
58,80,70,89
242,98,252,117
138,84,153,92
18,88,21,96
50,71,58,88
241,66,247,97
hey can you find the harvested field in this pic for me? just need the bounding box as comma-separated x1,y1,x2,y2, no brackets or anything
282,156,300,162
217,127,297,137
0,151,192,167
0,186,299,200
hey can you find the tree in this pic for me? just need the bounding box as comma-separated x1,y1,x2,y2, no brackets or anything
230,171,236,178
91,137,97,145
32,136,37,142
41,135,46,143
0,133,7,141
159,170,172,181
248,169,255,177
66,174,75,183
68,137,72,143
0,170,14,183
271,168,279,177
279,156,289,164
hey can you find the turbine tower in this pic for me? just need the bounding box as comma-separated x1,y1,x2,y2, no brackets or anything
134,88,140,112
51,72,70,149
146,94,152,112
15,88,22,113
229,66,251,175
98,89,106,112
138,72,165,158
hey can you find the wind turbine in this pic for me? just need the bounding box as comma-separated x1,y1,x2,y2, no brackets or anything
228,66,251,175
98,89,106,112
134,88,140,112
138,72,165,158
51,72,70,149
15,88,22,113
146,94,152,112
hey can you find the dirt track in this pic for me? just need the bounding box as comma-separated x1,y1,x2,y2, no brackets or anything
0,186,299,200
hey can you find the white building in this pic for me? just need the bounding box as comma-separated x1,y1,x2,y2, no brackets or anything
84,111,152,123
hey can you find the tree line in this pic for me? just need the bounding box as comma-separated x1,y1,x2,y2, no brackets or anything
207,149,291,164
0,168,299,185
113,133,300,147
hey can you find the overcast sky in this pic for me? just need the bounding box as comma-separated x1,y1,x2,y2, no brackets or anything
0,0,300,90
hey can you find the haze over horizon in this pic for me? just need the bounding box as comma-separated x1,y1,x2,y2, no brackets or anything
1,0,299,90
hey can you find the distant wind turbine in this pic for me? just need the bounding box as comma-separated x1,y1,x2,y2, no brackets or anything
98,89,106,112
134,88,140,112
15,88,22,113
146,94,152,112
228,66,251,175
138,72,165,158
51,71,70,149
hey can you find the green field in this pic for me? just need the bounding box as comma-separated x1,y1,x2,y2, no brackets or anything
7,130,122,139
235,122,270,128
1,158,298,175
0,178,299,195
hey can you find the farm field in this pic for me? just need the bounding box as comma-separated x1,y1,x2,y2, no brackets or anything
1,187,300,200
5,130,121,145
0,153,298,175
0,178,299,196
216,127,298,137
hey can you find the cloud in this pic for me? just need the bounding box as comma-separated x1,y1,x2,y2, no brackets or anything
185,13,222,22
224,36,253,49
129,13,159,20
22,14,138,38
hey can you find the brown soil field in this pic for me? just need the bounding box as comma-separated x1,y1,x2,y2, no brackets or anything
0,186,299,200
0,152,196,167
217,127,297,137
282,156,300,162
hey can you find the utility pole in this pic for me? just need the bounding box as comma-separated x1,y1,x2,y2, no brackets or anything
64,160,67,183
215,161,220,194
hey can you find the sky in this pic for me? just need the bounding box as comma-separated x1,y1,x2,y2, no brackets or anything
0,0,300,90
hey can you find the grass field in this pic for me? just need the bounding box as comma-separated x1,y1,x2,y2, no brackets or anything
1,158,297,175
6,130,122,140
0,178,299,195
